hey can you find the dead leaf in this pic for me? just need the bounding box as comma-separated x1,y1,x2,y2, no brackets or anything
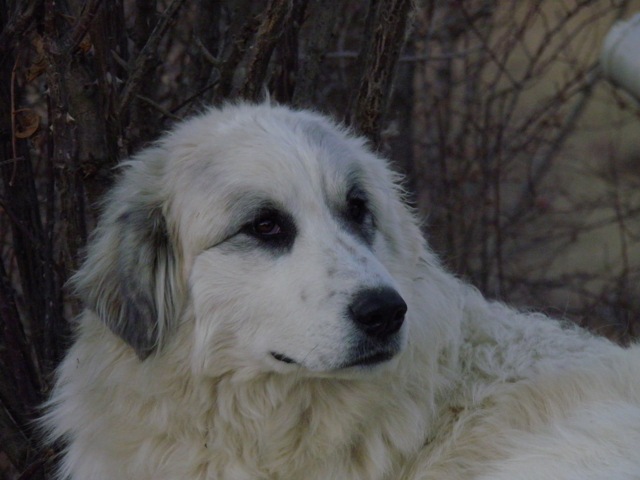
14,109,40,139
78,34,93,54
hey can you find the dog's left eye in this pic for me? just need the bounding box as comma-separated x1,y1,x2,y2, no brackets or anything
347,189,370,225
348,197,368,224
344,187,375,244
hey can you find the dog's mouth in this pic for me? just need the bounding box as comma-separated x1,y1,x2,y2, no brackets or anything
341,350,396,368
271,347,399,370
271,352,297,365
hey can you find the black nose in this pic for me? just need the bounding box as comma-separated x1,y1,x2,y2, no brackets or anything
348,287,407,340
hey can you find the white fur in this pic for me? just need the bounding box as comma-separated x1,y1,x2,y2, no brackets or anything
43,103,640,479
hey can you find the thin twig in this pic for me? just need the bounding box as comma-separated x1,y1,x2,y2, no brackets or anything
505,65,600,226
170,80,220,114
9,55,19,186
325,48,485,61
136,94,182,121
195,36,221,67
111,49,129,70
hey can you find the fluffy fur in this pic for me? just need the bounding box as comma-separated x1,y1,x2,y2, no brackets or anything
43,103,640,479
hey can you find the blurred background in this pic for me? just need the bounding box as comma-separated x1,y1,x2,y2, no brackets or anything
1,0,639,477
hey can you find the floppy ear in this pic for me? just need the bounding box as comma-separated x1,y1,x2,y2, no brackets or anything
71,156,183,360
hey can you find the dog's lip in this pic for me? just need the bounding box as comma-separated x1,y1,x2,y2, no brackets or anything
341,349,396,369
271,349,398,369
270,352,298,365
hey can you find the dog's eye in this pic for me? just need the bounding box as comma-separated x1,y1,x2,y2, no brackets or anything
347,189,370,225
348,197,368,224
345,187,375,244
240,208,296,251
253,217,282,236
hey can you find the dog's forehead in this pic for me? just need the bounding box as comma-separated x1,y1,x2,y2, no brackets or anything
163,106,382,249
171,107,369,205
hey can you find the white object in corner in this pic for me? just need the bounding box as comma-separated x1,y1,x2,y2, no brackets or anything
601,12,640,99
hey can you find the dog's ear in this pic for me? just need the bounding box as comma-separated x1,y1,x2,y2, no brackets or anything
71,157,183,360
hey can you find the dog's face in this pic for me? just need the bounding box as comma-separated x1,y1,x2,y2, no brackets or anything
74,104,420,375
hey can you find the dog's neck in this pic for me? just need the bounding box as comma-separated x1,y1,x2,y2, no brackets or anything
187,358,441,477
55,269,461,480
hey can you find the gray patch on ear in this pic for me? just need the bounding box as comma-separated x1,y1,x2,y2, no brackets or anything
71,176,182,360
113,207,175,358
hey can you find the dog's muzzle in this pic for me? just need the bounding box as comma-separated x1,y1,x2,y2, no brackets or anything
270,287,408,370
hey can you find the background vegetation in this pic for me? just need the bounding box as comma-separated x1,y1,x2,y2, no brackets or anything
1,0,639,477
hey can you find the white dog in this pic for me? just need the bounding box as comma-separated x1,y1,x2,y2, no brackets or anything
43,103,640,479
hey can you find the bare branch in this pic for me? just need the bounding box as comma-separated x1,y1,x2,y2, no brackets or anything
118,0,187,116
504,65,600,227
63,0,104,54
292,0,339,107
237,0,293,101
349,0,413,145
0,0,40,53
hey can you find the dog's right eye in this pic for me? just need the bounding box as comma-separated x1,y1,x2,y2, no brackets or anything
240,209,296,251
252,217,282,237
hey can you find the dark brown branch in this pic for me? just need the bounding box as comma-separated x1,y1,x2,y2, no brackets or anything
214,6,261,100
237,0,293,101
349,0,412,146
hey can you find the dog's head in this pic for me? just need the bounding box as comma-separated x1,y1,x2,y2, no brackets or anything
73,103,427,374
